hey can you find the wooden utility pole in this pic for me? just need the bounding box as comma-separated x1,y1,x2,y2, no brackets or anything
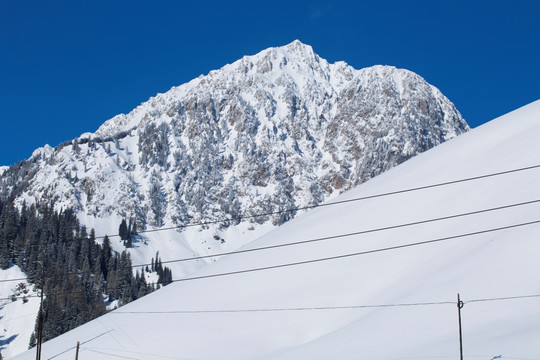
35,261,45,360
75,341,80,360
457,293,464,360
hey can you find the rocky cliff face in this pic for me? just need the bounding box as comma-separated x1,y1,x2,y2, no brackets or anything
0,40,468,254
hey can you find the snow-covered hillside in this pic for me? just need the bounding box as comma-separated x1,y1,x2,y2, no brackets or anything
0,266,40,359
12,101,540,360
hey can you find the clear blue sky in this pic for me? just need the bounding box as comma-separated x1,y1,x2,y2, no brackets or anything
1,0,538,166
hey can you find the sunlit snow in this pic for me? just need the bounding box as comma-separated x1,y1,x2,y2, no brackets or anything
11,100,540,359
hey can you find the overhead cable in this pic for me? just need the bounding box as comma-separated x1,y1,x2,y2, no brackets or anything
4,217,539,302
134,198,540,268
2,198,539,285
102,163,540,241
110,294,540,315
165,219,540,284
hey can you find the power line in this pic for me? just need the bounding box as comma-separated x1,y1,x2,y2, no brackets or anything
110,294,540,315
2,216,540,303
17,162,540,247
82,348,141,360
465,294,540,304
0,288,107,304
100,163,540,241
0,312,37,324
2,164,539,297
82,346,193,360
20,215,534,298
133,198,540,268
166,219,540,284
2,215,539,303
0,276,28,284
3,165,538,357
11,161,540,283
2,197,540,285
111,301,456,314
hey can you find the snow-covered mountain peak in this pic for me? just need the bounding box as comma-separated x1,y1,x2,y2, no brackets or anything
93,41,458,142
281,38,316,55
2,40,468,233
2,41,468,235
0,42,472,358
235,40,323,74
30,144,53,160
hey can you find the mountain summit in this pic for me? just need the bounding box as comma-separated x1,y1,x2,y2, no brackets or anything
1,40,467,263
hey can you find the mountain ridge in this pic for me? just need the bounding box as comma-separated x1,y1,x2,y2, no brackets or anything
93,40,462,139
0,39,468,269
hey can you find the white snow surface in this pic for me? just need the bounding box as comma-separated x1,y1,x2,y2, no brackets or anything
0,266,40,359
11,100,540,359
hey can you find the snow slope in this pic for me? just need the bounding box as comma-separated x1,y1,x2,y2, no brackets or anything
0,266,40,359
12,101,540,359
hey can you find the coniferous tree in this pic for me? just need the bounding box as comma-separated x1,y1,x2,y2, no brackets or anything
71,139,80,153
117,250,134,305
101,235,112,280
129,218,137,236
0,202,17,268
119,219,128,242
0,198,173,349
28,332,36,349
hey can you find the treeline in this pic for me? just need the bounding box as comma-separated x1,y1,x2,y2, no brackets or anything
0,199,172,348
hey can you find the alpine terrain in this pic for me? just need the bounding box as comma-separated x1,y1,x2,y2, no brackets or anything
0,40,469,357
10,99,540,360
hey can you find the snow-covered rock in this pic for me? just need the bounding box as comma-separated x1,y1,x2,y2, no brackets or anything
0,40,467,248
